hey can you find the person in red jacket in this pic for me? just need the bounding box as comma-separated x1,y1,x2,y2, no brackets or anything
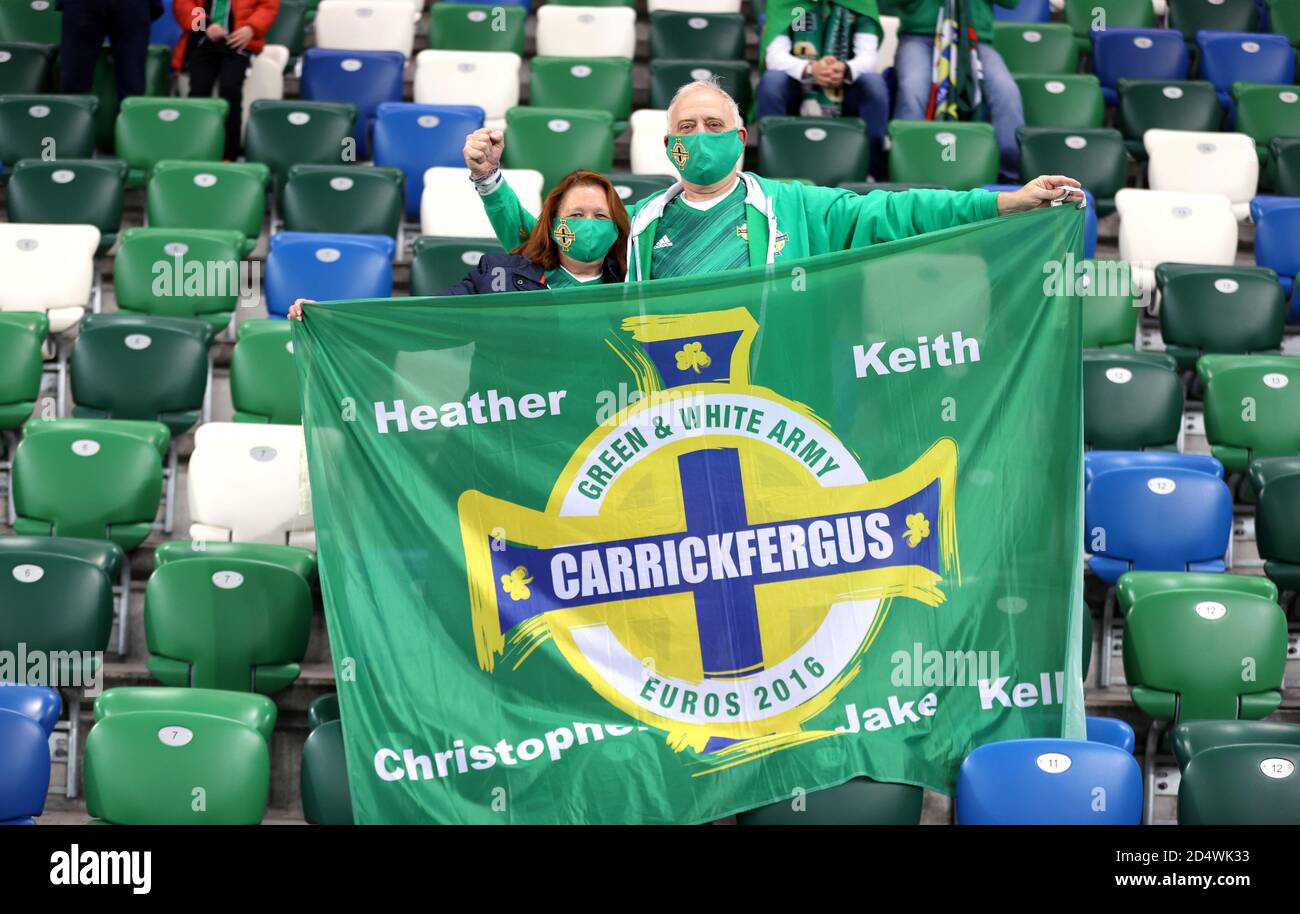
172,0,280,159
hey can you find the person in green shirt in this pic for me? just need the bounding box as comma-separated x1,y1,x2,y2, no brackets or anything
462,78,1081,283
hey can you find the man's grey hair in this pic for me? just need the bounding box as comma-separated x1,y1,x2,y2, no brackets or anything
666,77,744,130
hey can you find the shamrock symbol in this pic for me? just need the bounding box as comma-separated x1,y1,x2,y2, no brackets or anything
903,513,930,548
501,565,533,600
675,341,712,374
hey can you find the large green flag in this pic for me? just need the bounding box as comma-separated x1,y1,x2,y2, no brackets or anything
294,206,1087,824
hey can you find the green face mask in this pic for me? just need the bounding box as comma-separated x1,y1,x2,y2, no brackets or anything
551,217,619,263
666,130,744,185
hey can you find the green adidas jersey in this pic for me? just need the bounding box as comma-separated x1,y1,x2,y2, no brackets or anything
650,183,751,280
544,268,607,290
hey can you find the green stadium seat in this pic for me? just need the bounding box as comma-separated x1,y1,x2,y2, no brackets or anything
409,236,505,295
503,107,615,195
736,778,924,824
12,417,166,552
1015,74,1105,129
308,692,340,730
281,164,403,239
1173,719,1300,768
1198,354,1300,473
529,57,633,128
301,719,354,824
0,41,53,93
114,96,227,186
0,94,97,170
90,44,172,149
1270,0,1300,46
1124,585,1287,721
230,320,300,425
244,99,357,193
1116,570,1279,614
887,121,1000,190
1017,127,1128,213
759,117,870,186
650,11,746,60
94,687,278,742
0,0,60,44
1117,79,1222,158
153,538,318,584
608,173,675,206
649,59,753,111
1083,349,1184,450
1234,81,1300,164
0,312,46,432
69,313,214,438
84,710,269,824
1156,264,1287,372
992,22,1080,74
1168,0,1259,41
1178,743,1300,823
427,2,526,54
144,556,312,694
1248,456,1300,603
113,228,246,332
1064,0,1154,53
146,161,269,257
6,158,127,254
1270,136,1300,196
264,0,308,61
1080,260,1140,348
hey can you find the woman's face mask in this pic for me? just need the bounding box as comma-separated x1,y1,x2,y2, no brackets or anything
551,217,620,263
666,129,744,185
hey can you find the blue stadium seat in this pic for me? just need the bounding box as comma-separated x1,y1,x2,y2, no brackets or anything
984,183,1096,256
264,232,395,318
1086,715,1136,753
995,0,1052,21
1083,450,1223,485
299,49,406,158
1254,203,1300,315
1196,31,1295,117
1092,29,1190,105
149,0,181,47
1085,459,1233,583
372,102,486,219
956,738,1143,824
0,684,61,736
0,708,49,825
1249,195,1300,223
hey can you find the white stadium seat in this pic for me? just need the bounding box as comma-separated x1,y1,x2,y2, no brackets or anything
1114,189,1238,293
414,49,521,130
313,0,416,57
648,0,741,11
421,166,544,239
878,16,900,72
630,109,677,177
1144,129,1259,221
536,5,636,59
240,44,287,133
0,223,99,334
188,422,315,548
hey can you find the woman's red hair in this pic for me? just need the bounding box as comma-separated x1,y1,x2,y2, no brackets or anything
513,170,630,276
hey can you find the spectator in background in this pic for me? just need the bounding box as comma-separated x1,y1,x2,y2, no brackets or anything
172,0,280,160
892,0,1025,180
757,1,890,176
59,0,161,95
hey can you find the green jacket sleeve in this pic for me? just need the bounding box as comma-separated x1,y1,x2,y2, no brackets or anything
480,176,539,249
819,186,1002,248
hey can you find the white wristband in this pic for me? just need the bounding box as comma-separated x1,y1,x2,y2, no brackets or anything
470,169,502,196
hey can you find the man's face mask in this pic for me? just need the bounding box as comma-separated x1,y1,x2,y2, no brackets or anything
666,129,744,185
551,217,620,263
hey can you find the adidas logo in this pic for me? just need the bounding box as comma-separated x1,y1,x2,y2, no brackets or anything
654,235,673,250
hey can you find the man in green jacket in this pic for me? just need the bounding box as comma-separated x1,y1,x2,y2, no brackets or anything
462,78,1078,282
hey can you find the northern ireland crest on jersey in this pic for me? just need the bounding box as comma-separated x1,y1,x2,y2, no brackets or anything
458,308,960,765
